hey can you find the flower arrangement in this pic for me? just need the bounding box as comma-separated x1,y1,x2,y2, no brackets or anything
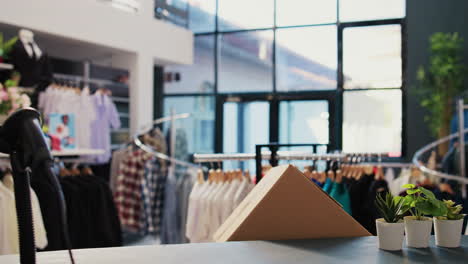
0,83,31,115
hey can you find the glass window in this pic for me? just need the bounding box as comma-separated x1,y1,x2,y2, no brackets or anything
188,0,216,33
343,90,402,155
279,100,329,144
218,30,273,93
276,0,337,26
276,26,337,92
339,0,405,22
223,101,269,172
163,96,215,160
218,0,274,31
164,36,215,94
343,24,402,89
155,0,189,27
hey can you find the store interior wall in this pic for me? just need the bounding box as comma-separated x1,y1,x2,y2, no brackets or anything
405,0,468,161
0,0,194,134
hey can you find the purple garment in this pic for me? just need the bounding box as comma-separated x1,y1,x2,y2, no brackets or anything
91,93,121,163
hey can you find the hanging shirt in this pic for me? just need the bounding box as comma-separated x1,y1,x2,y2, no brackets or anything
114,148,152,233
176,169,196,243
220,179,241,223
197,182,219,242
109,149,128,194
186,181,210,243
384,168,395,185
322,178,333,194
232,178,250,210
160,167,178,244
0,180,48,255
329,182,352,215
76,87,97,149
389,169,411,196
209,182,231,240
90,93,121,164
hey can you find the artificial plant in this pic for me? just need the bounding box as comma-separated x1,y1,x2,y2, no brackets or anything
402,184,447,220
416,32,466,155
0,33,18,60
375,192,407,223
438,200,464,220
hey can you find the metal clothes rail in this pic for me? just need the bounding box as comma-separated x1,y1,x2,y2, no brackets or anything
413,99,468,197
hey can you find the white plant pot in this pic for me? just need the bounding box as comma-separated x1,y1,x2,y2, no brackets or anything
433,217,464,248
404,216,432,248
376,218,405,251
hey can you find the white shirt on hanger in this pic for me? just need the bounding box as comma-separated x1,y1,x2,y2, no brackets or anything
209,182,232,239
0,177,47,255
195,182,218,243
219,179,241,223
185,181,203,242
232,178,249,209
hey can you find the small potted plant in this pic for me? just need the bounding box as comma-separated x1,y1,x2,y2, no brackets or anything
402,184,447,248
434,200,465,248
375,192,407,250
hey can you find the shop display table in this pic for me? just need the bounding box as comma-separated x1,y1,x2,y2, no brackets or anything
1,236,467,263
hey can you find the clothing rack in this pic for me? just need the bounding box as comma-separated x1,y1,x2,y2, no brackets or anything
413,99,468,193
360,162,413,168
132,110,200,170
193,147,390,183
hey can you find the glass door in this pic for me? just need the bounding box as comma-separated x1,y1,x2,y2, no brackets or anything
222,98,270,171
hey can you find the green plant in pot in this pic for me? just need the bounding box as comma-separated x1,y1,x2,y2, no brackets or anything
401,184,446,248
433,200,465,247
374,192,407,251
0,33,18,63
416,32,466,156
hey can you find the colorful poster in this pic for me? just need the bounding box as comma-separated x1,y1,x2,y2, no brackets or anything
48,113,76,150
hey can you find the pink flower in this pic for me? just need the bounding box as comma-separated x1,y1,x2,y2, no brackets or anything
0,90,8,101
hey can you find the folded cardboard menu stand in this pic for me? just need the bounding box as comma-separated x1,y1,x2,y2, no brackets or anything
214,164,371,242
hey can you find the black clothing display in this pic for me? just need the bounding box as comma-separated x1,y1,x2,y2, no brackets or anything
348,174,374,230
32,172,122,251
365,179,389,235
10,41,53,88
10,41,53,107
30,179,66,251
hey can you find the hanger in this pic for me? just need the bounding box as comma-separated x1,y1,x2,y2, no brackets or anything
327,169,335,182
244,170,251,183
235,169,242,181
335,170,343,183
82,166,93,176
215,168,223,183
60,167,71,177
208,169,215,183
197,169,205,184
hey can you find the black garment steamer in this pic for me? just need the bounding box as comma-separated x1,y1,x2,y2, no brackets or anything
0,108,74,264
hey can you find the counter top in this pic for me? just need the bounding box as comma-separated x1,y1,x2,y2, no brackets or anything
1,236,467,263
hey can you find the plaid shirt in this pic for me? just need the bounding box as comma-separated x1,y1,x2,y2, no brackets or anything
114,148,153,233
141,157,167,234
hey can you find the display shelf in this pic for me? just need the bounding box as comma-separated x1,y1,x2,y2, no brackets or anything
0,148,105,158
0,63,13,70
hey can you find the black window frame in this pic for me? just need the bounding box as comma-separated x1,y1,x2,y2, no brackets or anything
156,0,407,159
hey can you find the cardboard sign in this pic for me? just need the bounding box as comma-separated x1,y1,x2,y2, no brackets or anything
214,165,371,242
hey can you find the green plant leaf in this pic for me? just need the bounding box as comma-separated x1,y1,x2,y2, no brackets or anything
419,187,436,200
407,189,421,195
402,184,416,189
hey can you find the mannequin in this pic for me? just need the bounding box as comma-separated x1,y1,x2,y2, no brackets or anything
10,29,52,107
18,29,42,60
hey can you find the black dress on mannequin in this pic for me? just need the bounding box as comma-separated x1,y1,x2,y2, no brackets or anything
10,41,53,107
